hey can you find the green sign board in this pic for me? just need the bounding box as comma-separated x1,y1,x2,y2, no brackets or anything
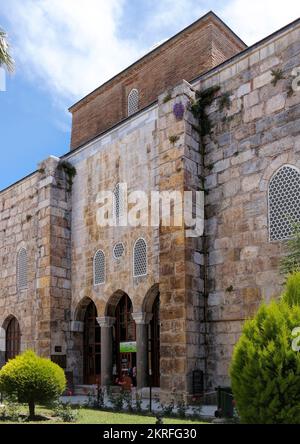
120,341,137,353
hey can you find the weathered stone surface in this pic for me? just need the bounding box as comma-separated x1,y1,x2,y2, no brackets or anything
1,15,300,402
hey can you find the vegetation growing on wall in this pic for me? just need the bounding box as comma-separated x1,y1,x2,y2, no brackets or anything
58,161,77,192
271,68,285,86
218,92,232,112
190,86,220,144
169,135,180,145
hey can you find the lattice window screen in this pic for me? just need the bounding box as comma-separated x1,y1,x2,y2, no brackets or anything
113,243,125,259
128,89,139,116
133,238,147,277
94,250,105,285
113,183,125,226
17,248,28,290
269,165,300,241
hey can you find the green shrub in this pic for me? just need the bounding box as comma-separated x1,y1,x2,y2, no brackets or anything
230,283,300,423
280,223,300,276
281,271,300,307
0,350,66,419
0,400,20,421
53,402,78,423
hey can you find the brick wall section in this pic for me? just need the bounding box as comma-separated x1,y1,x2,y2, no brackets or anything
193,22,300,388
69,13,245,150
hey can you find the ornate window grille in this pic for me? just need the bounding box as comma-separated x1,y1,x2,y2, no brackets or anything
128,89,139,116
113,243,125,259
269,165,300,241
113,183,125,226
17,248,28,290
133,238,147,277
94,250,105,285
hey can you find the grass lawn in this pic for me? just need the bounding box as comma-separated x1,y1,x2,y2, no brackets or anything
0,406,208,424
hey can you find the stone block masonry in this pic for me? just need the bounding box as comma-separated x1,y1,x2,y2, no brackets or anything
156,83,205,402
193,19,300,388
1,13,300,403
0,156,71,365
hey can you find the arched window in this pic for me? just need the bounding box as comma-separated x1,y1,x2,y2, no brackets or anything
113,183,125,226
17,248,28,290
5,317,21,362
269,165,300,241
93,250,105,285
133,238,147,277
128,88,139,116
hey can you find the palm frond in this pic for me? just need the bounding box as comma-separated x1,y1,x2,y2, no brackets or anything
0,28,14,72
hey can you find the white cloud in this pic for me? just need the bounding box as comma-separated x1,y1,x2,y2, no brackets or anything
220,0,300,45
143,0,207,32
1,0,300,108
1,0,142,101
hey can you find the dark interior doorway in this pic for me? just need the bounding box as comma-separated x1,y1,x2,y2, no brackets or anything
5,317,21,362
83,300,101,384
113,294,136,379
149,293,160,387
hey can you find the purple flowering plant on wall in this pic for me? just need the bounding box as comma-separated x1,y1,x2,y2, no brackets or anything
173,102,185,120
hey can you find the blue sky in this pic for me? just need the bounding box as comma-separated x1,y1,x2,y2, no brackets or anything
1,0,300,190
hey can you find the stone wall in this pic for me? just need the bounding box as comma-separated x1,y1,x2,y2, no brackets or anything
156,83,206,401
0,156,71,366
69,12,245,151
1,13,299,402
192,20,300,388
0,172,40,361
66,106,160,384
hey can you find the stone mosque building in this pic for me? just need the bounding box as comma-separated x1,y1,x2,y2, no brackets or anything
1,11,300,402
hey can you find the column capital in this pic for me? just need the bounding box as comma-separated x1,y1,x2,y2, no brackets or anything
97,316,116,328
132,312,153,325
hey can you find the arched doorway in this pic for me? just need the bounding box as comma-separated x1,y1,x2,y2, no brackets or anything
149,293,160,387
113,294,136,378
5,317,21,362
83,300,101,384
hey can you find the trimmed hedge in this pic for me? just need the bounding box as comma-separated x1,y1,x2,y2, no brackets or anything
0,350,66,418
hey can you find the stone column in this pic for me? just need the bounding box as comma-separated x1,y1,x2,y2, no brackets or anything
132,313,153,389
0,327,5,369
97,317,115,387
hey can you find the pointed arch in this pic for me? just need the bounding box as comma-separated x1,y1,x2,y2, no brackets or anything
133,238,147,277
93,250,105,285
3,315,21,362
128,88,139,116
